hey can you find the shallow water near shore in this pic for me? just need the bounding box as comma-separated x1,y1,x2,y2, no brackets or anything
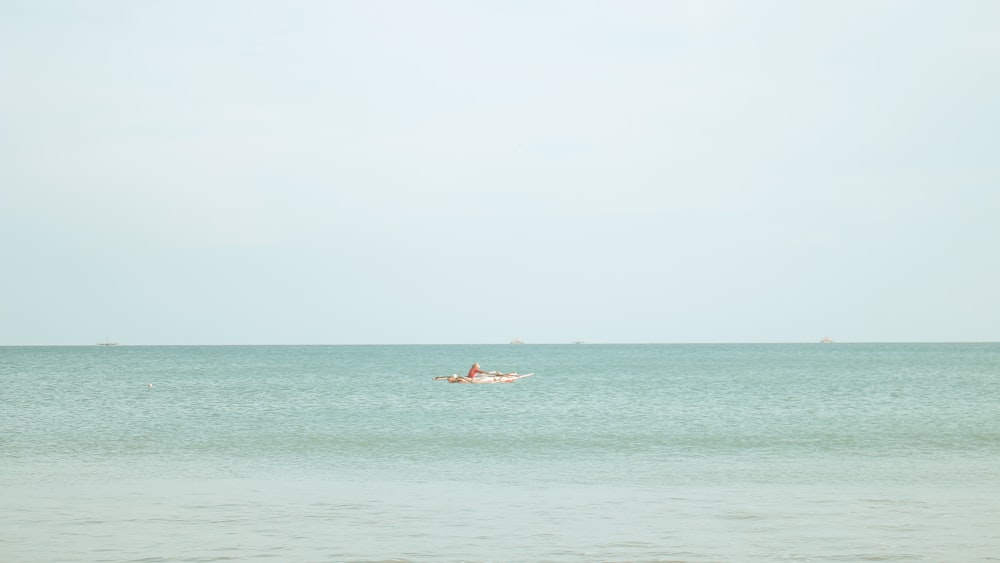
3,343,999,561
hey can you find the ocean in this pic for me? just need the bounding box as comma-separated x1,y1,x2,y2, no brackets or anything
2,343,998,562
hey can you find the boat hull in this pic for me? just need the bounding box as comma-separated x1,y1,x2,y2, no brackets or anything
434,373,534,384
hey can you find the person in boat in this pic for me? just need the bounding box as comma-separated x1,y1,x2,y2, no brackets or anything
467,362,489,380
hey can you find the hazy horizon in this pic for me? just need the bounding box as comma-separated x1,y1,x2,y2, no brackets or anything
3,1,998,346
4,339,998,347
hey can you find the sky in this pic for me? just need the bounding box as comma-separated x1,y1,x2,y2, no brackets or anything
2,0,998,345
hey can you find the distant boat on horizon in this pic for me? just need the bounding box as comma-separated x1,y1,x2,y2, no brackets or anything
820,336,834,344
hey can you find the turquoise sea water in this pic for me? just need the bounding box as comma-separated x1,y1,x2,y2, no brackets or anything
2,343,999,562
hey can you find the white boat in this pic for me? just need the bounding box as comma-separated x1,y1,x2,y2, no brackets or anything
433,373,534,384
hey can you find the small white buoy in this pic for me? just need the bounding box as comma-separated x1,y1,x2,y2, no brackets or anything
148,383,154,388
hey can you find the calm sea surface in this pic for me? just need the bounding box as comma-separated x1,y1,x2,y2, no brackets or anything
2,343,999,562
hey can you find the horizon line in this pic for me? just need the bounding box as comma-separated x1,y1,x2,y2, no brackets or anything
2,340,998,347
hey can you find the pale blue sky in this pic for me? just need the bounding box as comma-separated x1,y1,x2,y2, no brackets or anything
2,1,998,345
